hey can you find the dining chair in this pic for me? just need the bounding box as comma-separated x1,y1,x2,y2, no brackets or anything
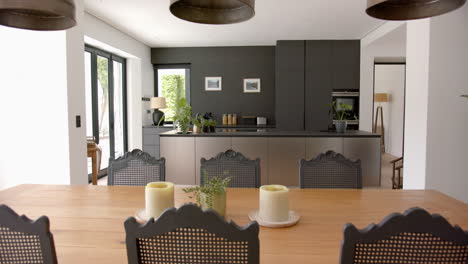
108,149,165,186
300,150,362,189
391,156,404,189
124,203,260,264
0,204,58,264
340,207,468,264
200,149,260,188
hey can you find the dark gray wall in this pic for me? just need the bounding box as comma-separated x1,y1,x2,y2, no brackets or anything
151,47,276,123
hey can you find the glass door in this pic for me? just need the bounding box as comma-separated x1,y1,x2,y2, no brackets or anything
85,45,127,179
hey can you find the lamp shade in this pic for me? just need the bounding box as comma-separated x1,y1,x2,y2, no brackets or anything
366,0,466,21
0,0,76,30
169,0,255,24
374,93,390,103
151,97,167,109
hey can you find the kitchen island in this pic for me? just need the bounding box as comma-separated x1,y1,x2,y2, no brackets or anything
160,129,381,187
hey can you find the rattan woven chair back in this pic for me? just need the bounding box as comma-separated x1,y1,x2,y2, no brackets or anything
108,149,165,186
300,150,362,189
200,149,260,188
125,204,260,264
340,207,468,264
0,204,57,264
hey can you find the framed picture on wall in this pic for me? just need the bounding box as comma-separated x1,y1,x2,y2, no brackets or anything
205,77,222,91
243,78,261,93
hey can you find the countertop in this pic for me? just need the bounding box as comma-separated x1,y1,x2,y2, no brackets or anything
160,129,380,138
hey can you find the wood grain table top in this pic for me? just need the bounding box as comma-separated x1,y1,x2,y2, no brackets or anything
0,185,467,264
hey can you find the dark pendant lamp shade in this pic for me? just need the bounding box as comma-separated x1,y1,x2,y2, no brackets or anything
170,0,255,24
0,0,76,30
366,0,466,20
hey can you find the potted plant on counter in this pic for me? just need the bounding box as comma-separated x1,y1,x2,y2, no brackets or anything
201,118,211,133
183,174,231,217
331,101,353,133
208,119,217,133
192,115,202,134
173,98,192,134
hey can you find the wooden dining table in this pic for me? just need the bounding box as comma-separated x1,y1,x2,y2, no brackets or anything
0,184,467,264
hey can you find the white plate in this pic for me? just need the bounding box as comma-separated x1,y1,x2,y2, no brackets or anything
248,210,300,228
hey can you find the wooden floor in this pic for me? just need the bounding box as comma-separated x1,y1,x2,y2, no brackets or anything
95,153,401,188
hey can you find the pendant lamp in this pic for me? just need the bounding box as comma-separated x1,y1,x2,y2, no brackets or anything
170,0,255,24
0,0,76,30
366,0,466,20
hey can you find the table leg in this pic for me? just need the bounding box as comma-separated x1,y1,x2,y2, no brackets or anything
92,153,98,185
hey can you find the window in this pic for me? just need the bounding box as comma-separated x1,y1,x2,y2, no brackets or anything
155,65,191,122
85,45,128,176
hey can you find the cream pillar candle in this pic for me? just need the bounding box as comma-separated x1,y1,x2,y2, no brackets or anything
145,182,175,219
259,185,289,222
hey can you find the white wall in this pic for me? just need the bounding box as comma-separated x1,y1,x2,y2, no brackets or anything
67,0,88,185
0,0,89,189
360,24,406,132
403,19,431,190
83,12,154,150
0,29,71,189
374,64,406,157
425,4,468,203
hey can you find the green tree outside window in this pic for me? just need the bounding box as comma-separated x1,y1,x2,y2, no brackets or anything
160,74,185,121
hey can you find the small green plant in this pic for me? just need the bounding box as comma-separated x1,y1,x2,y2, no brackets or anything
207,119,217,127
331,101,354,120
173,98,192,134
183,172,231,208
200,118,210,127
192,115,202,128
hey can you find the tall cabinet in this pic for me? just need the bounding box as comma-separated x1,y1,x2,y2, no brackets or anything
276,40,360,131
275,41,305,131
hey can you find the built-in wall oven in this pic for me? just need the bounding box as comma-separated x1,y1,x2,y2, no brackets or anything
332,91,359,129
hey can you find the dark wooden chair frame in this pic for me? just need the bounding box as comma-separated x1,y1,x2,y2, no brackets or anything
200,149,261,188
300,150,362,189
125,203,260,264
340,207,468,264
0,204,58,264
390,156,404,189
108,149,166,186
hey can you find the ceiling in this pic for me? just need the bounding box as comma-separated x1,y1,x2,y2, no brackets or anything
84,0,384,48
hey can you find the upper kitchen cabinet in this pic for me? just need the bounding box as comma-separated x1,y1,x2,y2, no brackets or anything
275,40,305,131
331,40,360,91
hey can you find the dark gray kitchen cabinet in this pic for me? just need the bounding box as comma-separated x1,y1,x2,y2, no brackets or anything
275,40,360,131
331,40,360,91
275,40,305,131
142,126,172,158
305,41,333,131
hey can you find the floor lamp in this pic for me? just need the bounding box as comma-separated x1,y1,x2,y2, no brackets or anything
374,93,389,153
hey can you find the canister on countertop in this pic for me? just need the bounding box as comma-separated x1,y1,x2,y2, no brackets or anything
227,114,233,125
233,114,238,125
222,114,228,125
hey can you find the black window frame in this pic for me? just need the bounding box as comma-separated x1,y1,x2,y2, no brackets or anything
85,44,128,157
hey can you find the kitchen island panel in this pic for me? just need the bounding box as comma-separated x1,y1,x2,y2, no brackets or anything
305,138,344,160
344,138,381,187
160,137,196,185
231,138,269,185
268,138,306,186
195,137,232,185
